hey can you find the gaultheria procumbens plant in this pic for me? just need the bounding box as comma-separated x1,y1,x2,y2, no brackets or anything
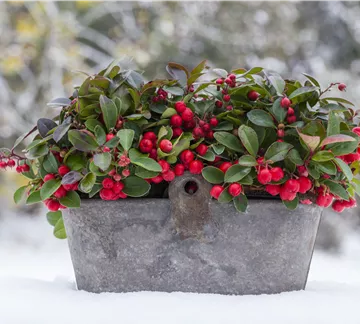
1,60,359,239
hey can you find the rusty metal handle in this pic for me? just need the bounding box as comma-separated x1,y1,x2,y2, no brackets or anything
168,172,219,241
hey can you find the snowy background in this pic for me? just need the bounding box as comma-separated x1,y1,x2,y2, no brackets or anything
1,2,360,323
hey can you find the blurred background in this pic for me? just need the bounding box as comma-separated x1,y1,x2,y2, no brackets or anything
1,1,360,255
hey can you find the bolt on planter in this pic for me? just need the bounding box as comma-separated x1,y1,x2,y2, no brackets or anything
63,173,322,295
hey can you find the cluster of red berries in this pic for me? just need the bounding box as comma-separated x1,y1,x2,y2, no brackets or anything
0,158,30,173
280,97,296,124
42,165,78,211
152,88,168,103
265,177,312,201
256,157,285,185
210,183,243,200
314,187,356,213
99,177,127,201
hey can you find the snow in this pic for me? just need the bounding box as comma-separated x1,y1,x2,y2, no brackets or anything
1,213,360,324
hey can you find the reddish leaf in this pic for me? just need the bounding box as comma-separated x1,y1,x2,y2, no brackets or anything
321,134,356,146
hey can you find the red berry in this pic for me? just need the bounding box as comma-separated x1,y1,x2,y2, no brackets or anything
54,186,67,199
113,181,124,194
283,179,300,193
181,108,194,122
216,78,224,85
219,162,232,173
180,150,195,164
106,133,115,142
279,187,297,201
210,185,224,199
210,117,218,127
174,164,185,176
193,127,204,139
332,200,345,212
226,105,233,111
270,167,284,182
162,170,175,182
196,144,208,156
287,107,295,116
228,183,242,197
143,132,157,143
7,159,15,167
316,193,333,207
257,157,264,165
297,166,308,177
122,169,130,177
277,129,285,138
170,114,183,127
257,169,272,184
228,74,236,81
149,148,158,160
172,127,183,138
58,165,70,177
113,174,122,182
287,115,297,124
63,183,78,191
225,78,232,85
21,164,30,172
175,101,186,113
202,123,211,132
44,174,56,182
103,147,111,153
298,176,312,194
116,119,123,129
159,139,173,153
0,161,7,169
223,94,231,102
139,139,153,153
300,199,312,205
47,199,60,211
206,130,214,139
342,198,357,208
215,100,223,108
158,160,170,173
183,119,196,129
102,178,114,189
117,191,127,199
338,83,346,91
100,188,115,201
189,160,204,174
266,184,281,196
247,90,259,101
352,127,360,137
280,97,291,109
151,174,163,184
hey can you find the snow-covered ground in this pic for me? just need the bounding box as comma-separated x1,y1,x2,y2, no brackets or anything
1,213,360,324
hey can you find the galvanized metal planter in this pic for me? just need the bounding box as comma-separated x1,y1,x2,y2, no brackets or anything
63,173,322,295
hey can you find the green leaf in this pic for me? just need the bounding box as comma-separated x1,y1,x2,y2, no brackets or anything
163,86,184,96
68,130,99,152
100,95,118,132
161,108,177,119
283,196,299,210
135,166,159,179
202,166,225,184
198,150,215,162
288,86,318,102
307,162,320,179
61,171,83,184
312,151,334,162
217,189,233,203
66,154,87,171
321,134,355,146
316,161,337,175
238,125,259,157
26,190,42,205
60,191,81,208
94,125,106,146
53,217,67,239
122,176,151,197
47,97,71,108
131,157,162,172
323,180,349,200
298,132,320,152
85,119,104,132
287,149,303,166
322,97,354,106
247,110,275,128
128,88,140,107
271,97,287,123
268,74,285,95
334,158,353,181
43,153,59,174
224,165,251,183
93,152,112,171
79,173,96,193
53,117,71,143
37,118,57,138
117,129,135,151
238,155,257,166
13,186,28,204
25,144,49,159
233,194,248,212
303,73,321,88
239,175,253,185
327,112,340,136
264,142,293,163
104,136,120,148
212,144,225,155
46,211,62,226
191,59,207,76
40,179,61,200
213,132,243,152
